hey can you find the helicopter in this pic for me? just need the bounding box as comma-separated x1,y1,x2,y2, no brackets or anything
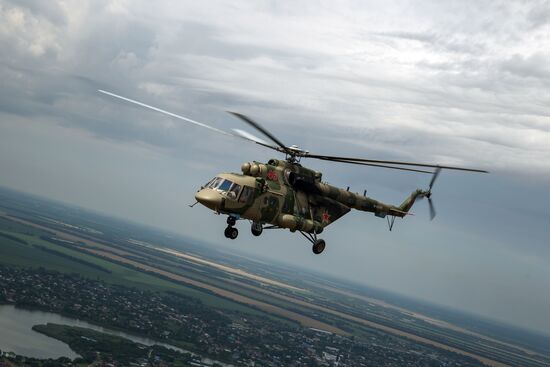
99,90,487,254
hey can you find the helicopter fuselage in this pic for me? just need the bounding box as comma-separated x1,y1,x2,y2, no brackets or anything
194,159,421,236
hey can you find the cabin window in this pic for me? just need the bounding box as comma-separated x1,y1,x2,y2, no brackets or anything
239,186,253,203
227,183,242,200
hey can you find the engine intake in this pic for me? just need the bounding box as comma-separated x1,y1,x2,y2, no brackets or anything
287,172,319,193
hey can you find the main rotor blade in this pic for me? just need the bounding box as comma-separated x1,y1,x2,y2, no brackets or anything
306,154,488,173
227,112,290,154
315,157,433,174
231,128,282,152
98,89,233,137
231,128,269,145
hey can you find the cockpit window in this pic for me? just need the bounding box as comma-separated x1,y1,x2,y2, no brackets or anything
205,177,223,189
218,179,232,192
205,178,243,201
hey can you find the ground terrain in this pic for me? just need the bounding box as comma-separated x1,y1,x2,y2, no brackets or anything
1,187,549,367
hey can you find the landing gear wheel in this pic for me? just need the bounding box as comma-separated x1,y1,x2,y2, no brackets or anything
251,222,263,236
227,216,236,226
224,226,238,240
312,239,326,254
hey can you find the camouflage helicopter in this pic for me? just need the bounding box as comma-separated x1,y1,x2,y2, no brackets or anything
99,90,487,254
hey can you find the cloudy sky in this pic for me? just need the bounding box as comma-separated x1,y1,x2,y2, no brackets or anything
1,0,550,334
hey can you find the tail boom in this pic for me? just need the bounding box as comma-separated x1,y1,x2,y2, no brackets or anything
315,182,425,218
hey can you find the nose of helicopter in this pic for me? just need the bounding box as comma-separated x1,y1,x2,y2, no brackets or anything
195,189,223,211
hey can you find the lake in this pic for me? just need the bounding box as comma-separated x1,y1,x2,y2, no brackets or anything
0,304,191,359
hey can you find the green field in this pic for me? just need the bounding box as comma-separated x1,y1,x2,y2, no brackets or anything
32,323,194,366
0,221,268,316
0,216,50,236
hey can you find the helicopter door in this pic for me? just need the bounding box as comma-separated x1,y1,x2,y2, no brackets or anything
260,194,280,223
295,191,310,218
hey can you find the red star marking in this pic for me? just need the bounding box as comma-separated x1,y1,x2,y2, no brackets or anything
266,170,278,181
322,211,331,223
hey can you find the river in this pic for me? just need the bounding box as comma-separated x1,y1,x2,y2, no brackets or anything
0,305,233,366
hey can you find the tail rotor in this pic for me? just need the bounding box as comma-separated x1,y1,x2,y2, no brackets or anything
425,167,441,221
428,196,436,221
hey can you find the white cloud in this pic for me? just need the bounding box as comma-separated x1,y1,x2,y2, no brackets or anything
2,0,550,334
4,0,546,175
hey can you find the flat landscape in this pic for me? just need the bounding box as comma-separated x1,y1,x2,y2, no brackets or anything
1,186,550,367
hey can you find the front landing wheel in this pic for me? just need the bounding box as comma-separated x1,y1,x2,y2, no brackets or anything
312,239,326,254
224,226,238,240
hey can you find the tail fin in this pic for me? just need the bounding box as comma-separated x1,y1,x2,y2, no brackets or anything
394,189,427,215
394,168,441,219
